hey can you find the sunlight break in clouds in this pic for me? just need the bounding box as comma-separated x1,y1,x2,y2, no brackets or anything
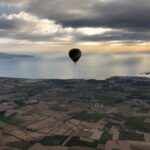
0,0,150,52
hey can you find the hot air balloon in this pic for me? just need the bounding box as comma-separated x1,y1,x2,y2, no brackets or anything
69,48,82,64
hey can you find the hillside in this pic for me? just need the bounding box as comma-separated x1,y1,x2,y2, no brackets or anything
0,52,33,59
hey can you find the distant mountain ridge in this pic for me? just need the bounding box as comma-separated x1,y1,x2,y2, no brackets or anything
0,52,33,59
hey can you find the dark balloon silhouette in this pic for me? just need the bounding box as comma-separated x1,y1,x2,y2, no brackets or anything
69,48,82,64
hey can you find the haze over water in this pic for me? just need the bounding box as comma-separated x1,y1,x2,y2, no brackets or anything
0,51,149,80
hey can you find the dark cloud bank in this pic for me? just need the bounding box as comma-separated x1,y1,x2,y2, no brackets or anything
26,0,150,31
0,0,150,43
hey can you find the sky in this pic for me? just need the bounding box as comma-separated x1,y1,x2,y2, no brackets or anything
0,0,150,52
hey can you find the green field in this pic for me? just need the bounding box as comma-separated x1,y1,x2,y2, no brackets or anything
39,135,68,146
108,113,124,121
66,131,112,147
137,108,149,113
119,130,144,141
99,131,112,144
66,136,98,148
76,112,103,122
128,86,150,100
0,112,18,125
125,117,150,132
50,106,68,112
96,94,121,105
0,111,5,116
14,100,26,107
7,141,32,150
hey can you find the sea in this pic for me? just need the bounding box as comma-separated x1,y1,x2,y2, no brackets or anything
0,51,149,80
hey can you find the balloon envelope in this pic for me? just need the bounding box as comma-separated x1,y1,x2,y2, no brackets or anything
69,48,81,63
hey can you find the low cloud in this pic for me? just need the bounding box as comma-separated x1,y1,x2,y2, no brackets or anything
76,30,150,42
0,12,72,42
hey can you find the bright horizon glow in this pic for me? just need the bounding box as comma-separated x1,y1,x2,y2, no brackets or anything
1,43,150,54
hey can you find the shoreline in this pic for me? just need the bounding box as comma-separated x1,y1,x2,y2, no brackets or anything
0,75,149,81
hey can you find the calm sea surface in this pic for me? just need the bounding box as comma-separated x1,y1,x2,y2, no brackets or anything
0,51,149,80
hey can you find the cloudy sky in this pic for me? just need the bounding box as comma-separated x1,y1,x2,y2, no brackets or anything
0,0,150,52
